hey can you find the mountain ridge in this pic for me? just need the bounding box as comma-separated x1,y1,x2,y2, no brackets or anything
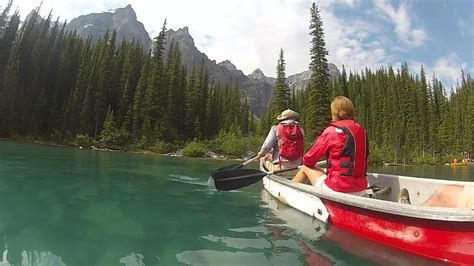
64,5,341,116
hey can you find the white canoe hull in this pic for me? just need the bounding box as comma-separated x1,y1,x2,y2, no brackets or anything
262,175,329,223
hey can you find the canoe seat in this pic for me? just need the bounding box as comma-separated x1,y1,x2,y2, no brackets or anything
363,186,391,199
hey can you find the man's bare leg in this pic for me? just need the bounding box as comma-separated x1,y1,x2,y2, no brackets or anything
422,185,463,207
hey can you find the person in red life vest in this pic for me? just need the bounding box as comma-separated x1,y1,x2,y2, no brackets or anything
292,96,368,196
257,109,305,172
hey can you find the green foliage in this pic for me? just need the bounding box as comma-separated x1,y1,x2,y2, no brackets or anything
148,140,176,154
183,139,208,157
0,6,256,152
99,108,128,149
74,134,93,148
368,141,393,165
211,128,262,158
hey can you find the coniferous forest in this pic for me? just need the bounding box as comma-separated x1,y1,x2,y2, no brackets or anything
0,2,472,164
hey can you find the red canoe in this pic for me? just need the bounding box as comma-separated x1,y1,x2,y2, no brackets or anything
262,165,474,265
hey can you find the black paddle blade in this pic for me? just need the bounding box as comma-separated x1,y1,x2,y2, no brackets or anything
212,168,266,191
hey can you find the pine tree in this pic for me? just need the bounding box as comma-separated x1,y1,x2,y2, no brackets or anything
0,0,13,32
165,41,185,141
185,65,198,139
99,107,124,148
93,31,116,138
132,55,151,141
196,61,209,138
305,3,331,137
270,49,290,117
0,10,19,83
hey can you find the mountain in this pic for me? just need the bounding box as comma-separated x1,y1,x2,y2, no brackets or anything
66,4,152,51
164,27,341,116
287,63,341,92
66,5,341,117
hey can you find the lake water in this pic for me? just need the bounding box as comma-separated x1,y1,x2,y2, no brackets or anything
0,140,471,265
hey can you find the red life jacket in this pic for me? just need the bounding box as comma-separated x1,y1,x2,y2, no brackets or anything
277,123,304,161
327,120,368,178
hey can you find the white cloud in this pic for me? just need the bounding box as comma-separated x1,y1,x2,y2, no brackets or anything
431,53,466,87
412,54,467,88
374,0,427,47
12,0,385,77
9,0,439,79
321,9,390,73
12,0,124,21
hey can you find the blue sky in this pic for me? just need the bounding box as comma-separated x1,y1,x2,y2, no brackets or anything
11,0,474,87
325,0,473,87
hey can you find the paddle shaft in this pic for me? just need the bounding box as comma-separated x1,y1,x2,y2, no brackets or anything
214,155,260,172
243,155,260,166
218,166,300,182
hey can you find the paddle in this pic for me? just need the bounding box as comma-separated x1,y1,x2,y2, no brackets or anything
213,167,300,191
212,160,327,191
214,155,260,172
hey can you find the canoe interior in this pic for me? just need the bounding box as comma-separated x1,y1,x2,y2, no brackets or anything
263,170,474,221
366,172,471,206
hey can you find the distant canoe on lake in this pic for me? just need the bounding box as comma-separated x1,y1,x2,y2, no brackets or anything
450,162,469,167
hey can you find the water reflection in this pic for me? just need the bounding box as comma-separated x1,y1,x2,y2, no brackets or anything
119,253,145,266
174,192,332,266
176,250,272,266
0,249,65,266
20,250,65,266
167,174,212,187
260,191,326,241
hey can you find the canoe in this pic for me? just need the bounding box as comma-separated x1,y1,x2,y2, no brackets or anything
450,162,469,167
261,163,474,264
261,190,445,265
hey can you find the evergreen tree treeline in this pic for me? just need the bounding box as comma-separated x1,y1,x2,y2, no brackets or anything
0,3,472,163
0,8,255,148
289,63,474,164
260,3,473,164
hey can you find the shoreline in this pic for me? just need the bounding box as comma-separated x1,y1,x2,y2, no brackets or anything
0,137,465,166
0,137,250,162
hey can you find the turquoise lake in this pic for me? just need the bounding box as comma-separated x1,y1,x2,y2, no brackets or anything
0,140,470,265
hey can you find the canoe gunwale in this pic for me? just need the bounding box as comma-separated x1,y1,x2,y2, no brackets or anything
266,174,474,222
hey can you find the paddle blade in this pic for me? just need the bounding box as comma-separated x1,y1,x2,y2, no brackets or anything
213,168,266,191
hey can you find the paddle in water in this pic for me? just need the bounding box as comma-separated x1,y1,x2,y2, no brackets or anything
212,167,300,191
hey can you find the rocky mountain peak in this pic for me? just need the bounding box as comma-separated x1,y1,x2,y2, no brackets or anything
167,27,194,47
66,5,152,51
114,4,137,20
249,68,266,79
218,60,237,71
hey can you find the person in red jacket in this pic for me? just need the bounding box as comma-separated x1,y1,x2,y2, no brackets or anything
292,96,368,196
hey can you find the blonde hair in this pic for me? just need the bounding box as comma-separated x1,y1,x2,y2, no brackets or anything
331,96,354,121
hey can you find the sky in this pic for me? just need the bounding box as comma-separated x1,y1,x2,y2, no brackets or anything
7,0,474,87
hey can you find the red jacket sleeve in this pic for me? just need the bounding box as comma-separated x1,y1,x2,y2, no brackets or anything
303,127,332,167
